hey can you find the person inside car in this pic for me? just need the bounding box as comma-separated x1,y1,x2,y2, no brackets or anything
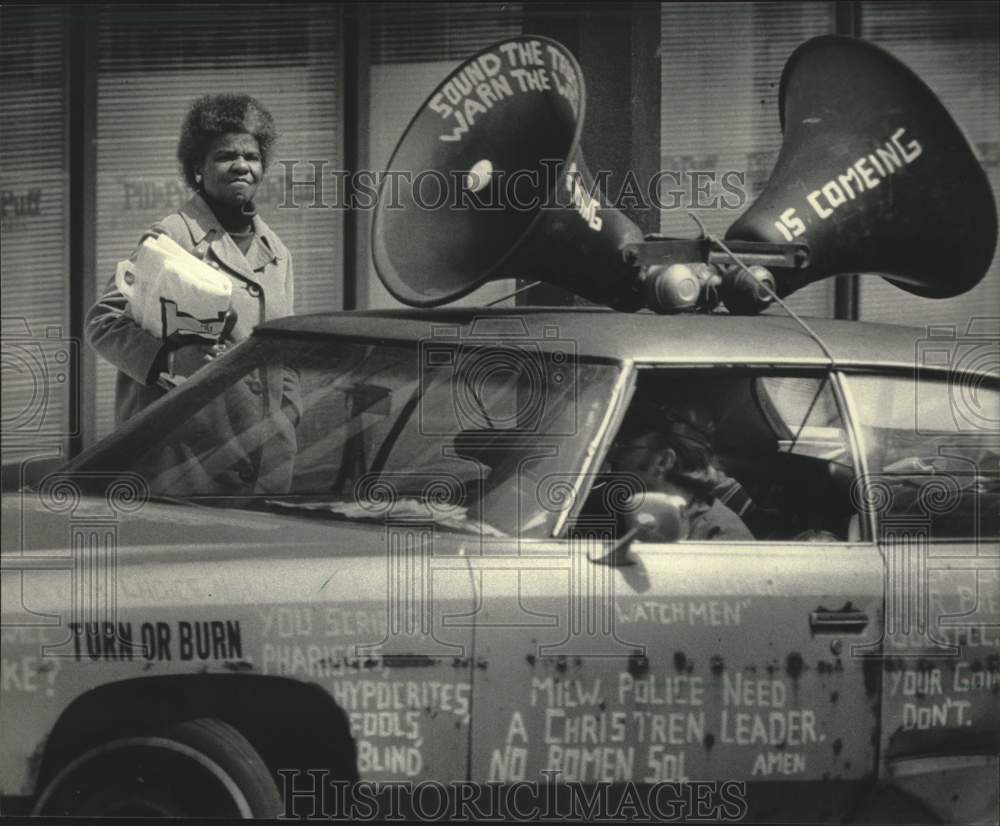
608,399,754,541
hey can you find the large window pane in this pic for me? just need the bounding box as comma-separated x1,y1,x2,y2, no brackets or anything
659,2,837,318
858,1,1000,329
0,7,72,463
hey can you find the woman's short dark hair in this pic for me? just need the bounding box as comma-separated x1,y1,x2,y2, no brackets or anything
176,93,277,188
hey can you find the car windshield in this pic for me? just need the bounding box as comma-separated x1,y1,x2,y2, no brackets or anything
118,336,621,538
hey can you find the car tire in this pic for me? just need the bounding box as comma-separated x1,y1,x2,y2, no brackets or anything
34,717,282,818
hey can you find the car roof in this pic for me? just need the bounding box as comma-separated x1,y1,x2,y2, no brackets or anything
255,307,953,373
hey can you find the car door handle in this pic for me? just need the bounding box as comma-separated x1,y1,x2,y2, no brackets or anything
809,610,869,633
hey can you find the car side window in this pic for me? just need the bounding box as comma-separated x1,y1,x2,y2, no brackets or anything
845,373,999,540
575,370,862,542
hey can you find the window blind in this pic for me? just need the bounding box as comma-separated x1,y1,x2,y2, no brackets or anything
369,2,523,65
0,6,72,461
858,1,1000,331
92,4,343,440
659,2,837,318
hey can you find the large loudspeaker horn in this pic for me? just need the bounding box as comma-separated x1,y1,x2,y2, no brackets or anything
727,35,997,299
371,36,644,310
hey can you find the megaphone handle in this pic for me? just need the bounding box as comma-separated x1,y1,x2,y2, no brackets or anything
221,308,238,341
156,349,183,390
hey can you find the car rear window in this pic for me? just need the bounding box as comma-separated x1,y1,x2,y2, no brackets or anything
847,373,999,541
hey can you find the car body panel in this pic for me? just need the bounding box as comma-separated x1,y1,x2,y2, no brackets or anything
1,496,476,793
2,308,997,821
468,538,885,820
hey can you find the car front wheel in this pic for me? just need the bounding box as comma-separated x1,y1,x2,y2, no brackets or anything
34,717,282,818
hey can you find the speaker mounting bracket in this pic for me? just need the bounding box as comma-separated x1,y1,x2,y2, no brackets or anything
623,238,810,270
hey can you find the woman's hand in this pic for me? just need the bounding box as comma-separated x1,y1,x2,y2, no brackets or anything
169,342,220,377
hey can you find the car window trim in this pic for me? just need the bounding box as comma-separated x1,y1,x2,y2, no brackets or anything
832,369,878,544
552,359,637,539
590,363,875,545
834,363,1000,390
835,369,998,545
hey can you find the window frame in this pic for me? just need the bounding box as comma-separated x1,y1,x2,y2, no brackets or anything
835,366,1000,544
563,362,876,545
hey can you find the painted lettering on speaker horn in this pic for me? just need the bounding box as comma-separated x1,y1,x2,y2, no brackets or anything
427,40,581,143
773,127,923,242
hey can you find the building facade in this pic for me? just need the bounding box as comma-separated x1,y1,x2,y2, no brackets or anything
1,1,998,458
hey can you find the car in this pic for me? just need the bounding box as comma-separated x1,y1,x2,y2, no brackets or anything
2,307,997,822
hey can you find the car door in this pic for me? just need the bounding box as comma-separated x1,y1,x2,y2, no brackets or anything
842,370,1000,825
470,367,884,822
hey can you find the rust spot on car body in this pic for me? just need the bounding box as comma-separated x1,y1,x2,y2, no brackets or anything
628,650,650,677
816,659,844,675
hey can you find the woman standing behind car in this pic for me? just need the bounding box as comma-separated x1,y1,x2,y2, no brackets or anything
86,92,297,425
